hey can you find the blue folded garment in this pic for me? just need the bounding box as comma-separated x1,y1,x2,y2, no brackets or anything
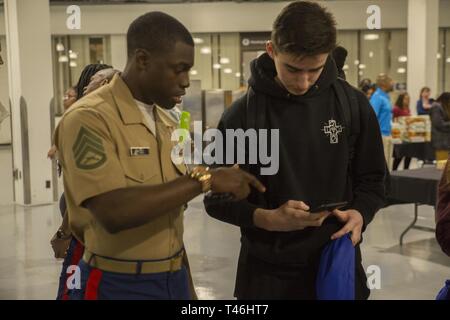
316,234,355,300
436,279,450,300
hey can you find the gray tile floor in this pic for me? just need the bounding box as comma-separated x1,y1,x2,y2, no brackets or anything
0,193,449,300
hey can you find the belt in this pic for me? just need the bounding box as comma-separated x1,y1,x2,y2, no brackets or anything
83,248,184,275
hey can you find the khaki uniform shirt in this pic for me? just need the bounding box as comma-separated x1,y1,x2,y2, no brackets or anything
54,74,186,260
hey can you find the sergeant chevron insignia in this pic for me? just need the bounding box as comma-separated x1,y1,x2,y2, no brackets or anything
72,126,107,169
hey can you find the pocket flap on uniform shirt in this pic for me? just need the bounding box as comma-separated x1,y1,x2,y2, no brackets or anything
120,157,157,183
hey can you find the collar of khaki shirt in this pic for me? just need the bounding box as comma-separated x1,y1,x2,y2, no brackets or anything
109,73,178,131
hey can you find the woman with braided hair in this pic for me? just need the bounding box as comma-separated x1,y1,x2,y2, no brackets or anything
50,63,113,300
75,63,113,100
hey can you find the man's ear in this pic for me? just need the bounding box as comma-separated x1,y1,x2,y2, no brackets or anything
266,41,275,59
134,49,150,70
100,79,109,87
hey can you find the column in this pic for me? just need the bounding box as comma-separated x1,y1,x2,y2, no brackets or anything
407,0,439,114
4,0,54,205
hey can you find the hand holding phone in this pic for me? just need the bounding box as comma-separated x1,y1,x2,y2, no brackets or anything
308,201,348,214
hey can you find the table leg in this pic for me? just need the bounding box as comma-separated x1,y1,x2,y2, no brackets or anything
399,203,419,246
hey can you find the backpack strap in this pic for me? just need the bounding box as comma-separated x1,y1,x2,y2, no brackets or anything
333,78,391,198
245,86,268,172
333,79,351,132
332,78,360,161
246,86,267,131
245,86,269,206
246,86,256,129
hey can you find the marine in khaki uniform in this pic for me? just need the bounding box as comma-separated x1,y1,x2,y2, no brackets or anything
54,12,265,300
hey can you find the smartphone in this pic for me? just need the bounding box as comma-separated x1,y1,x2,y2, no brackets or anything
308,201,348,213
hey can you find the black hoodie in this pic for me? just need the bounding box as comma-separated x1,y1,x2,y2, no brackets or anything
204,53,386,265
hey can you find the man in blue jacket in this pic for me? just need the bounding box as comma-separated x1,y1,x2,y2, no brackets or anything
370,73,394,169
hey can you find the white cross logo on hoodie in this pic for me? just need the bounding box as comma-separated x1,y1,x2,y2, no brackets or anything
322,119,344,144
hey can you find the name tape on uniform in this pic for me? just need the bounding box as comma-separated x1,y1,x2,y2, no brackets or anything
130,147,150,156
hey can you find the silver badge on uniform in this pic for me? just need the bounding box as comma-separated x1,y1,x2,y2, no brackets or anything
130,147,150,156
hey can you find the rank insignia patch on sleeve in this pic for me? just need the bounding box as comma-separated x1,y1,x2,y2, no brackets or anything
72,126,107,169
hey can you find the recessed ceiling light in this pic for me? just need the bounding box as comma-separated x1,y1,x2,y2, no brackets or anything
193,38,204,44
200,47,211,55
56,43,65,52
364,34,379,41
69,52,78,59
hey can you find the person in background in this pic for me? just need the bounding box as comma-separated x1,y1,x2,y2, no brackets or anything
393,92,411,119
48,67,114,161
430,92,450,161
47,86,77,159
417,86,434,115
50,63,113,300
359,78,376,100
370,73,394,170
82,68,119,97
48,86,79,159
63,86,77,111
392,93,411,171
75,64,113,100
331,45,347,80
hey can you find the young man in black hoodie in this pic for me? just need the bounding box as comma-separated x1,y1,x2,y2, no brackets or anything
204,1,386,299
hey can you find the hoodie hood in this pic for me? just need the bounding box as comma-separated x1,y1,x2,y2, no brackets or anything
248,52,338,101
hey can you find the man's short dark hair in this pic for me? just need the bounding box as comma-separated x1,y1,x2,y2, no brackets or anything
127,11,194,57
271,1,336,56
